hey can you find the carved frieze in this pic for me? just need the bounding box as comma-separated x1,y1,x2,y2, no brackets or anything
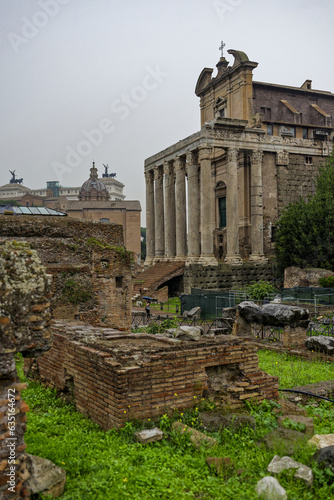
276,151,289,166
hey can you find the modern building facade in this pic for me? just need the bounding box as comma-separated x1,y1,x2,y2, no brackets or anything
144,49,334,267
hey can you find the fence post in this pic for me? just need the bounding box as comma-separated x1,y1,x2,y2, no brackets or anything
314,296,317,315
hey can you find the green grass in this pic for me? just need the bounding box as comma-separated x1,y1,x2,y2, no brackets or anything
17,352,334,499
149,297,181,314
258,349,334,389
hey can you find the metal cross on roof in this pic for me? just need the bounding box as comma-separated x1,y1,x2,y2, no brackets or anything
219,41,226,57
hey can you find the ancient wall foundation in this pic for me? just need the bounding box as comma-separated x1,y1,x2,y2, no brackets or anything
183,262,275,293
0,216,133,331
25,321,279,429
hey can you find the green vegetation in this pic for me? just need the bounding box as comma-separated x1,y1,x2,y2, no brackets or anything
257,349,334,389
150,297,181,314
86,237,134,261
246,280,277,301
17,350,334,499
61,277,92,305
319,275,334,288
275,150,334,273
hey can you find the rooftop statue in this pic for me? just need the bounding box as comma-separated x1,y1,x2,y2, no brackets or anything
9,170,23,184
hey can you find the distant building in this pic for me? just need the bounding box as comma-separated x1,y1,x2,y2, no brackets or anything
0,163,141,262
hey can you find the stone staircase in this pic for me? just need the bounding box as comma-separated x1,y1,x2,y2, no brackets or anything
132,261,185,300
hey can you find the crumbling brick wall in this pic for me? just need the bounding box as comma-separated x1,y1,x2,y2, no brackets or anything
25,321,279,429
0,216,133,331
0,241,53,500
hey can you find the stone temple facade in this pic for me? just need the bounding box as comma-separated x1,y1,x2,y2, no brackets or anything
144,49,334,269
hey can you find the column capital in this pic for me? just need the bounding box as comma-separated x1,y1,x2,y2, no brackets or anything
174,156,185,172
186,150,197,166
251,149,264,164
163,160,173,176
227,147,239,163
153,165,163,180
144,169,154,183
198,146,212,162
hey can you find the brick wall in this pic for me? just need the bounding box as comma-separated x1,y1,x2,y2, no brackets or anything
0,216,133,331
25,321,279,429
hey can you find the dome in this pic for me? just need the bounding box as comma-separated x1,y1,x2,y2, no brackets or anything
79,162,110,201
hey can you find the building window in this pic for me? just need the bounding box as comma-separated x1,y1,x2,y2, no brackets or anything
302,128,308,139
305,156,313,165
267,124,273,136
219,197,226,228
219,108,226,118
261,107,271,120
116,276,123,288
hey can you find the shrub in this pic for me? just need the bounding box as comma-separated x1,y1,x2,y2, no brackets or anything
319,275,334,288
246,280,276,300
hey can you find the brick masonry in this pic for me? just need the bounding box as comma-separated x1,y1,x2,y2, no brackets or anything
0,216,133,331
25,321,279,429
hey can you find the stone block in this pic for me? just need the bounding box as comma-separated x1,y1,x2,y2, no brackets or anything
278,415,314,437
172,422,217,449
134,427,164,444
27,454,66,498
267,455,313,487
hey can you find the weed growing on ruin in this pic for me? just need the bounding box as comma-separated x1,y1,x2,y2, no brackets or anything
86,237,134,261
61,277,92,305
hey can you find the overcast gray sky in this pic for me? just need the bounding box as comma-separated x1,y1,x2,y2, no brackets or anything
1,0,334,225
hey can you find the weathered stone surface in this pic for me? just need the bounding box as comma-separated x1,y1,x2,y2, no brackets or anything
187,307,201,318
237,301,263,323
238,301,309,327
313,445,334,474
284,266,334,288
200,411,256,432
135,427,164,444
273,399,308,417
308,434,334,450
173,326,203,341
0,242,53,500
305,336,334,355
0,241,53,358
172,422,217,448
27,454,66,498
258,427,308,455
277,415,314,437
255,476,287,500
267,455,313,487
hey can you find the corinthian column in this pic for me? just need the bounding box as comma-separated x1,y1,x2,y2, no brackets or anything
198,146,217,265
225,148,242,264
186,150,200,263
145,169,155,266
154,165,165,259
174,156,187,259
249,149,267,262
164,161,176,258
